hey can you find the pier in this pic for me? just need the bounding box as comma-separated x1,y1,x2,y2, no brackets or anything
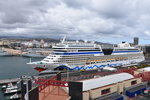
0,74,57,86
0,78,20,85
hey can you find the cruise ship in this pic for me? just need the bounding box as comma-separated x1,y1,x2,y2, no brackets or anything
28,38,145,72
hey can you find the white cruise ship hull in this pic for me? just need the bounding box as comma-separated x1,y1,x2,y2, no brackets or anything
27,39,145,72
28,53,145,72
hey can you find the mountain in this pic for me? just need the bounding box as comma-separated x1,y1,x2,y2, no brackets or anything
0,35,112,44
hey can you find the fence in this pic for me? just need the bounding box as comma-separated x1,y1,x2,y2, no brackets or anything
34,76,69,100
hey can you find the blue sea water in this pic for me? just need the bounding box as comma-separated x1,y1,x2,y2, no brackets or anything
0,56,42,100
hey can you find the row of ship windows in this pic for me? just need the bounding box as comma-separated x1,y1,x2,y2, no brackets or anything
43,60,61,63
51,60,124,64
44,56,142,62
46,57,55,59
43,60,49,62
60,57,137,61
90,56,142,62
49,55,142,59
53,48,99,50
44,58,88,61
59,57,141,63
114,49,139,51
44,55,141,60
44,59,141,64
49,55,93,58
91,59,127,64
90,57,142,64
52,60,116,63
43,60,85,65
51,54,141,58
60,58,88,60
51,55,94,57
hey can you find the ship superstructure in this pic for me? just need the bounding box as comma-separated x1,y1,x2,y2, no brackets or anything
28,39,145,72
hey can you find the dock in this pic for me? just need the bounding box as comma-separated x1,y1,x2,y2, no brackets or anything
0,78,20,85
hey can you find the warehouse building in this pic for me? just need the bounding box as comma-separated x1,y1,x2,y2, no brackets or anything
79,73,146,100
24,71,147,100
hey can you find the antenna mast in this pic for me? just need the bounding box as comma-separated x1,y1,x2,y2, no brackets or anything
62,36,66,43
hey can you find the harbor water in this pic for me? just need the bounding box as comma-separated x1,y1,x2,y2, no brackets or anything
0,56,42,100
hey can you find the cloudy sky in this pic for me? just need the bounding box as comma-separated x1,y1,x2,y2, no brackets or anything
0,0,150,44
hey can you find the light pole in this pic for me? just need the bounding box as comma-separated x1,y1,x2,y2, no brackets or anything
22,76,31,100
29,58,32,63
25,80,29,100
67,67,69,81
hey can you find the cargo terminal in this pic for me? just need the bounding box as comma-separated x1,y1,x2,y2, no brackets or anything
17,66,150,100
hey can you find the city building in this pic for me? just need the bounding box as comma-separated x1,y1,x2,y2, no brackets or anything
133,37,139,45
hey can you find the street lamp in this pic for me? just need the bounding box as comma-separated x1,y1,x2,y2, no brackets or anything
67,67,69,81
24,80,29,100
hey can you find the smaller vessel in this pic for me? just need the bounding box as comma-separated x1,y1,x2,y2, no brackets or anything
4,88,20,95
9,94,20,100
2,86,18,92
5,85,18,90
2,83,14,90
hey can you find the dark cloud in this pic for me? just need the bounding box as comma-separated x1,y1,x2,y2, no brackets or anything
2,11,29,24
0,0,150,44
63,0,91,8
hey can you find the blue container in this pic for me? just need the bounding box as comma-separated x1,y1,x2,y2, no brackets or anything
115,96,124,100
126,88,146,98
